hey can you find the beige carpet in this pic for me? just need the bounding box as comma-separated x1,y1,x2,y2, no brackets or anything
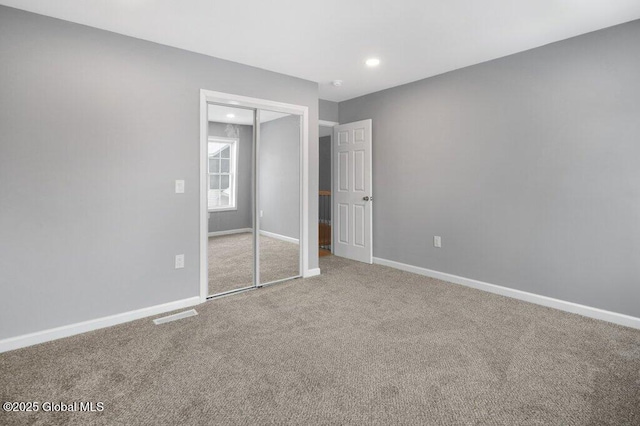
2,256,640,425
208,233,299,296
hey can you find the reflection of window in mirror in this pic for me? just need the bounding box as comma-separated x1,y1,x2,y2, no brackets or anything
208,137,238,211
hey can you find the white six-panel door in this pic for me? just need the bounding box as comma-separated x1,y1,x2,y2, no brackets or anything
333,119,372,263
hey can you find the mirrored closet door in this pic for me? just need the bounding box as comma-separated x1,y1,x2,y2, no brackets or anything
207,104,256,297
207,103,301,297
257,110,302,285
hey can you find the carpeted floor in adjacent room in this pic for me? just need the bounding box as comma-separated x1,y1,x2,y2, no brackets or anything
1,256,640,425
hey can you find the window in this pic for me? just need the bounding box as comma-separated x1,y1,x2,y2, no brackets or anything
208,137,238,211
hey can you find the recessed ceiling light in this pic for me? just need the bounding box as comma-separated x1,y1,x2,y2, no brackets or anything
365,58,380,67
331,80,343,87
226,113,235,118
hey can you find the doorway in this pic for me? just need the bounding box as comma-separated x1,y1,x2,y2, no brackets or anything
319,120,338,257
318,119,373,264
200,91,311,301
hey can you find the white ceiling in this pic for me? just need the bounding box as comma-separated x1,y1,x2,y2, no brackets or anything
2,0,640,102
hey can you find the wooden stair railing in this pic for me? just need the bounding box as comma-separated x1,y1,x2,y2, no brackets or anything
319,190,331,249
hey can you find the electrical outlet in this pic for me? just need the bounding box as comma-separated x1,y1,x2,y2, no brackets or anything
175,254,185,269
175,180,185,194
434,236,442,248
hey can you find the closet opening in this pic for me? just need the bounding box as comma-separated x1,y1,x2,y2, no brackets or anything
200,91,309,300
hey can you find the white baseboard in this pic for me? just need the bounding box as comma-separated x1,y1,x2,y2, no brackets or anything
208,228,252,237
373,257,640,330
304,268,321,278
259,230,299,244
0,296,201,353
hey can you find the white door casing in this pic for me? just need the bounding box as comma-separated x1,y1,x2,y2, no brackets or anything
333,119,372,263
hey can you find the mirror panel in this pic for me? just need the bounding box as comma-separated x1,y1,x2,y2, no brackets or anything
258,110,301,284
207,103,255,296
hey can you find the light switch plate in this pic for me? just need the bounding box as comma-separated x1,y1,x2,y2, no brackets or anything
175,180,185,194
175,254,185,269
434,236,442,248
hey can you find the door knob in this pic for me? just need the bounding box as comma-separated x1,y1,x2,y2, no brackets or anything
363,196,370,201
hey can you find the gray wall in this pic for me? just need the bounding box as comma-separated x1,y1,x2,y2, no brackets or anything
339,20,640,318
319,136,331,192
0,6,318,340
208,122,253,233
319,99,339,123
259,115,300,240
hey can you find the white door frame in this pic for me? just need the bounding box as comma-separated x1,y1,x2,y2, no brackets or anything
199,89,310,302
319,120,339,253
